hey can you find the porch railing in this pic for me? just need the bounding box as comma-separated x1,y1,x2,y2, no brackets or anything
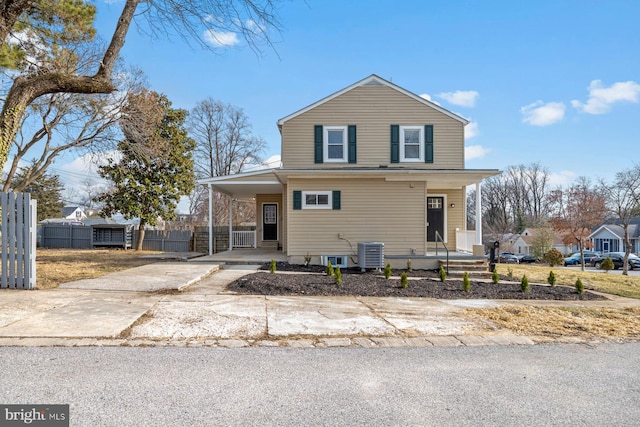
455,230,476,253
232,230,257,248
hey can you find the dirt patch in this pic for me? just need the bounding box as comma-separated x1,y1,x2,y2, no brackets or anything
229,270,606,300
469,306,640,341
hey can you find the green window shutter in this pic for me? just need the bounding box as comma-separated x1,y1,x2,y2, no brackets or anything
348,125,357,164
314,125,323,164
293,191,302,210
332,190,341,210
390,125,399,163
425,125,434,164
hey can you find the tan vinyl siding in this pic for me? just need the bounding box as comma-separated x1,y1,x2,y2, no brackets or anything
281,85,464,169
256,194,282,247
286,178,426,256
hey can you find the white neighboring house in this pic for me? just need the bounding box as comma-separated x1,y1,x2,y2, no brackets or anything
62,206,87,221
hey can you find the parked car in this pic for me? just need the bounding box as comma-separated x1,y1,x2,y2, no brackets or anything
564,251,599,266
516,254,537,264
499,253,519,264
590,252,640,270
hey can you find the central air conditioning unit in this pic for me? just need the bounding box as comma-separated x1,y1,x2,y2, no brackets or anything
358,242,384,272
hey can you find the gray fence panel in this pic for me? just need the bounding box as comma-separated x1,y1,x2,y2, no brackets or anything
41,224,91,249
132,229,192,252
1,192,37,289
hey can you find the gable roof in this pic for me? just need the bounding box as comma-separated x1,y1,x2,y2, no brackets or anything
589,224,640,240
276,74,470,128
62,206,81,217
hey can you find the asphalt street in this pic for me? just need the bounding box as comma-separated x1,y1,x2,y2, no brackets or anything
1,343,638,426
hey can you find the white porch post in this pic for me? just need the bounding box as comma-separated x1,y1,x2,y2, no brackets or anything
475,181,482,245
208,184,213,256
229,198,233,251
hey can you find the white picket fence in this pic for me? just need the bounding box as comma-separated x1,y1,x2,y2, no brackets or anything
1,192,37,289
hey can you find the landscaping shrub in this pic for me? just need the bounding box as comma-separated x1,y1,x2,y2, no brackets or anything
543,248,564,267
462,272,471,293
575,278,584,294
400,272,408,289
384,263,392,279
325,261,334,277
407,259,412,271
547,270,556,287
600,257,614,272
507,267,513,279
439,265,447,282
491,268,499,284
304,253,311,267
269,259,276,274
334,266,342,285
520,275,530,293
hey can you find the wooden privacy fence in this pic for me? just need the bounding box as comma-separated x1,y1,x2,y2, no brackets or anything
1,192,37,289
132,230,192,252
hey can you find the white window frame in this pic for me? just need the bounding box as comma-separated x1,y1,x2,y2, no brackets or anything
400,126,424,162
302,191,332,209
323,126,348,163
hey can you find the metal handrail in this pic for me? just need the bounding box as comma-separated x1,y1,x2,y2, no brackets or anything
435,230,449,273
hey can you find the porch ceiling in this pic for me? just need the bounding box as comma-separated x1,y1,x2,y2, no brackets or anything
207,181,283,198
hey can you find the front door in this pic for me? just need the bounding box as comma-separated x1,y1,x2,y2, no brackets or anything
263,204,278,241
602,241,610,253
427,197,444,242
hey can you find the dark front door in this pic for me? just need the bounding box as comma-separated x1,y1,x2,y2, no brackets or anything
427,197,444,242
263,204,278,241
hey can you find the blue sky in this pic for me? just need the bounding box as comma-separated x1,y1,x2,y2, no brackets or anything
54,0,640,199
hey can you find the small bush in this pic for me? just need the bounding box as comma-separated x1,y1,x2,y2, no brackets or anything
325,261,334,277
543,248,564,267
547,270,556,287
507,267,514,279
575,278,584,294
400,272,408,289
600,257,614,272
407,259,412,271
269,259,276,274
439,265,447,282
520,275,530,293
383,263,392,279
491,269,499,284
462,272,471,293
334,266,342,285
304,253,311,267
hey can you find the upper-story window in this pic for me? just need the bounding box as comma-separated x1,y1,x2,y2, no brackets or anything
324,126,347,162
400,126,424,162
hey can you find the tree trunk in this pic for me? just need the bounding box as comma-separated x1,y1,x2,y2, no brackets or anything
623,224,631,276
136,220,146,251
0,0,139,169
578,240,585,272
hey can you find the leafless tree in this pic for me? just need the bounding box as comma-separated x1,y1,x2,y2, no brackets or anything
549,177,607,271
0,0,283,168
599,165,640,275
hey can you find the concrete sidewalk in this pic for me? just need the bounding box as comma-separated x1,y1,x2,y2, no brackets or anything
0,263,638,349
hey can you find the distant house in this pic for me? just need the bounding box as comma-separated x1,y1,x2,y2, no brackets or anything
589,220,640,254
520,228,586,255
62,206,86,221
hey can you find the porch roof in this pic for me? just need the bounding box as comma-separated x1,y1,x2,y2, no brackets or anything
197,169,283,198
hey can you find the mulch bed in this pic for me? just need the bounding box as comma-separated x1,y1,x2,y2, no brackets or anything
227,263,606,300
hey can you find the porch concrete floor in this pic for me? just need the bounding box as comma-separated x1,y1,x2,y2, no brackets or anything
191,248,287,265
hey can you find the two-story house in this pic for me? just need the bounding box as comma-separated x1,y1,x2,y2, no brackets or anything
200,75,500,268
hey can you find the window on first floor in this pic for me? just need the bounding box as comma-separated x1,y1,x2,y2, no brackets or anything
302,191,332,209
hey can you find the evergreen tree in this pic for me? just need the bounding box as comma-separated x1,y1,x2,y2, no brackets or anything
96,91,195,250
13,167,64,222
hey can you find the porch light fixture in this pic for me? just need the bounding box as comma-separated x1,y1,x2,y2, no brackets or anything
450,203,455,208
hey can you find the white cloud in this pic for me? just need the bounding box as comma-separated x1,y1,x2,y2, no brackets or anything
204,30,239,47
244,154,281,171
521,101,566,126
419,93,441,106
571,79,640,114
437,90,479,107
465,145,489,160
548,170,577,187
464,122,479,139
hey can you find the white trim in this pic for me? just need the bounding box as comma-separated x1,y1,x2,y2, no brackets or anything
399,126,424,162
323,255,347,268
426,193,448,243
277,75,470,126
197,168,278,184
261,202,279,242
323,126,348,163
302,191,332,209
